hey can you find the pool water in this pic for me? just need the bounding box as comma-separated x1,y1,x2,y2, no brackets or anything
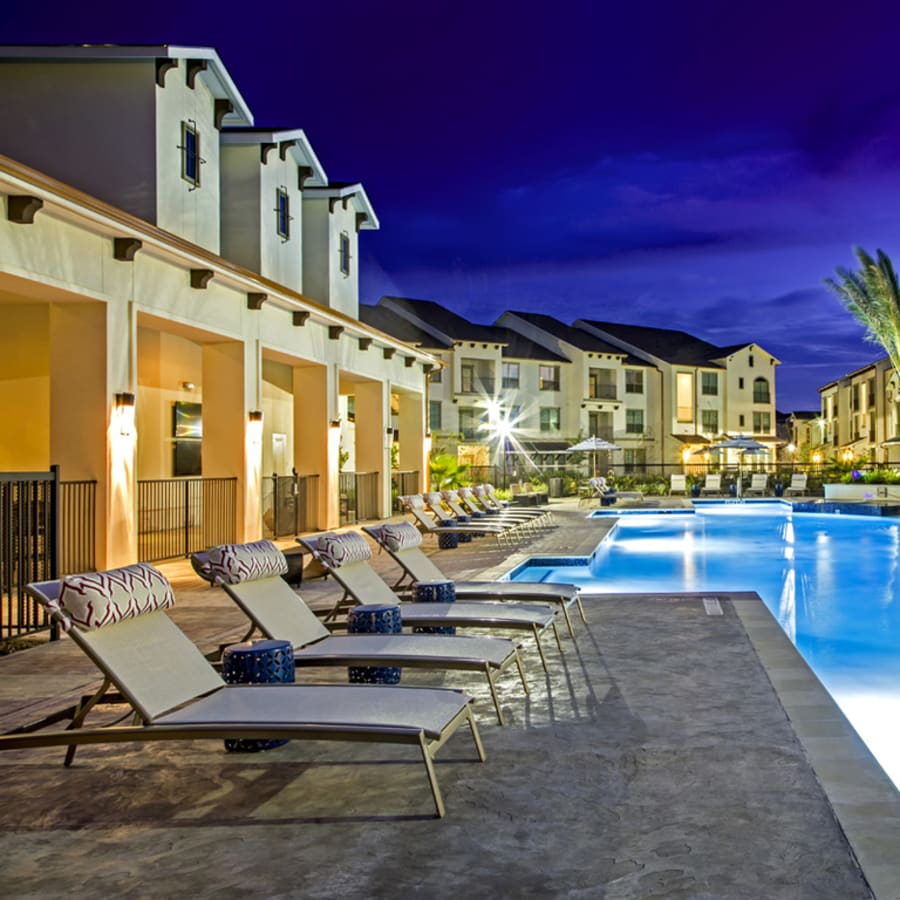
510,504,900,789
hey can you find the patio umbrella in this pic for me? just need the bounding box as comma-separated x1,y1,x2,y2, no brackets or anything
567,435,622,477
708,435,768,498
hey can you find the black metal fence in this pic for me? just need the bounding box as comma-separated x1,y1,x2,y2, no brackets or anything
137,477,237,562
392,469,420,508
339,471,380,525
59,480,96,575
0,468,58,640
262,473,319,538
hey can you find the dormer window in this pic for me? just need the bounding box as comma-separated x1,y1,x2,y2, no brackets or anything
180,120,202,189
339,232,351,276
276,187,291,241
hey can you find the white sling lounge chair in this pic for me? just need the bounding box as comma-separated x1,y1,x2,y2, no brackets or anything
401,495,518,548
670,474,687,495
362,522,587,637
207,541,529,725
295,531,562,672
785,473,808,496
0,564,485,818
423,492,530,541
700,474,723,495
745,473,769,496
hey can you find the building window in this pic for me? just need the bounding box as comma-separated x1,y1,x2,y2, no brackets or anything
460,364,475,393
539,365,560,391
624,448,646,472
868,378,876,407
429,400,442,431
753,378,770,404
701,372,718,396
625,409,644,434
429,366,442,384
738,377,744,390
739,414,745,427
676,372,694,422
502,362,520,389
275,187,290,240
625,370,644,394
180,120,202,188
459,407,478,439
539,407,560,432
339,232,351,276
748,354,754,368
752,411,771,433
701,409,718,433
588,368,616,400
508,404,521,425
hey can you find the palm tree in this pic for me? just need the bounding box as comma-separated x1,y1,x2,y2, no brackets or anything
826,247,900,377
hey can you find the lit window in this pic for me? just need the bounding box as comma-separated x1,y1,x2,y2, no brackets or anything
180,120,202,188
539,366,560,391
701,372,718,396
502,362,520,389
752,411,771,433
676,372,694,422
276,187,291,240
539,407,560,432
626,409,644,434
339,232,351,275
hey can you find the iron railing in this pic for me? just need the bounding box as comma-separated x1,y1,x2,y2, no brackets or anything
59,480,96,576
339,471,380,525
262,473,319,538
392,470,420,508
0,468,58,640
137,477,237,562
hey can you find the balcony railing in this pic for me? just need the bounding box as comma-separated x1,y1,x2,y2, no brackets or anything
588,384,617,400
458,376,495,395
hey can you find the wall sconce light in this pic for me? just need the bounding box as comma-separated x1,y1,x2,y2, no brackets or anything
181,381,196,392
385,426,394,435
248,410,263,423
115,392,136,409
330,417,342,428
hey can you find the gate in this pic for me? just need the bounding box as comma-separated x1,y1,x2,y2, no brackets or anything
263,473,320,537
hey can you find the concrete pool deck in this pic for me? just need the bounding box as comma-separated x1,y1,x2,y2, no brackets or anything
0,498,898,898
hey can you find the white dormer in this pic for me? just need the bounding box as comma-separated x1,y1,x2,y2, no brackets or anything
0,45,252,253
302,182,379,319
220,129,327,293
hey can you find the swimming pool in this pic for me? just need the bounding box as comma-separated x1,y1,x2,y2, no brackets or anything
509,504,900,789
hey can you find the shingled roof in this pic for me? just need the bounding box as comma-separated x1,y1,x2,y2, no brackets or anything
358,304,452,350
379,296,501,344
580,320,733,367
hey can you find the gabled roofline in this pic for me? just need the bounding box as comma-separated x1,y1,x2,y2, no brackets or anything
0,44,254,126
221,128,328,186
303,182,379,230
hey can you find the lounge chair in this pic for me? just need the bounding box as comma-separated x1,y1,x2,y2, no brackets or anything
362,521,587,637
444,489,544,533
670,474,688,494
294,532,561,671
402,495,518,548
468,486,552,525
0,564,485,818
208,540,529,725
784,473,808,496
745,473,769,496
423,492,529,540
700,474,723,495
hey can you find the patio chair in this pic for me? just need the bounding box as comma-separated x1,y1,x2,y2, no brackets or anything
745,473,769,496
445,489,547,532
362,521,587,637
472,485,550,520
405,494,520,548
209,540,529,725
670,474,688,494
700,474,723,495
785,473,808,496
1,564,485,818
294,531,561,672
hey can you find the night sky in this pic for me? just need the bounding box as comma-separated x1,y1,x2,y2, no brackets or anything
6,0,900,410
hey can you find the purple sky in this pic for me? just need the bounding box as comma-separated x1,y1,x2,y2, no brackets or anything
7,0,900,409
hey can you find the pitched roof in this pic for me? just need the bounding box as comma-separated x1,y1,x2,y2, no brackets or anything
580,320,730,367
379,296,501,343
358,305,452,350
504,311,628,354
487,326,570,363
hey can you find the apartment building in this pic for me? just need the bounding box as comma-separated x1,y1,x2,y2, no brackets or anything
818,357,900,463
0,45,435,569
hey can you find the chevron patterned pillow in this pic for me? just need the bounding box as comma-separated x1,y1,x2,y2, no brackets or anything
206,540,288,585
55,564,175,632
380,522,423,551
316,531,372,569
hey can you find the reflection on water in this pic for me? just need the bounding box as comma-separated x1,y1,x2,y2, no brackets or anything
516,506,900,789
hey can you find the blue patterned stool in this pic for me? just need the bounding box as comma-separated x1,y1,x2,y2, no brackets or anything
222,639,295,752
413,580,457,635
438,521,459,549
347,603,403,684
455,514,473,542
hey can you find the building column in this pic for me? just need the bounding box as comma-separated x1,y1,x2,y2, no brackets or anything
397,390,426,497
293,364,336,529
355,380,391,517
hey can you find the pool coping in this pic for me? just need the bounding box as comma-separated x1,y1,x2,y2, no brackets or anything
731,594,900,900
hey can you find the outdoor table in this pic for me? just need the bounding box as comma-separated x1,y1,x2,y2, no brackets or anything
347,603,403,684
222,639,295,752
